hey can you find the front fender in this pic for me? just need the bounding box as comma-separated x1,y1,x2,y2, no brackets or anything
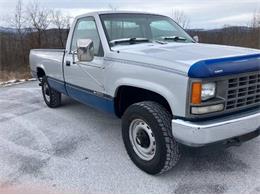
112,78,184,117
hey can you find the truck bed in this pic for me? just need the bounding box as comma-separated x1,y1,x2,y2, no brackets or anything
29,49,65,81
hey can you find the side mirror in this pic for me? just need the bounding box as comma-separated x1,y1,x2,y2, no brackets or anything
76,39,94,62
193,35,199,43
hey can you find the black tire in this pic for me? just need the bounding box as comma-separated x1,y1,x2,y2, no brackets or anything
41,76,61,108
122,101,181,175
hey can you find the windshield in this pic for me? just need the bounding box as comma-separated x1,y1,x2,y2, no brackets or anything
99,13,194,47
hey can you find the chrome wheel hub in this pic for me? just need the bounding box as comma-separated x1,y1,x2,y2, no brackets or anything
129,119,156,161
43,82,50,102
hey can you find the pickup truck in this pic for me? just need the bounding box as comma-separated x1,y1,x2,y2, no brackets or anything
30,11,260,175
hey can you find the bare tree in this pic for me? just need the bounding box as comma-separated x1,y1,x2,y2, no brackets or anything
7,0,27,77
108,4,118,11
251,10,260,48
251,10,260,28
26,0,51,47
51,10,71,47
9,0,26,37
171,9,190,29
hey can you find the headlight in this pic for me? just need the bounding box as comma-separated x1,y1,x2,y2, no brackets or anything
191,82,216,104
201,82,216,101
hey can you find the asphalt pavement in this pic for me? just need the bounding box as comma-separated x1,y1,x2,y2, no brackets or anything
0,81,259,193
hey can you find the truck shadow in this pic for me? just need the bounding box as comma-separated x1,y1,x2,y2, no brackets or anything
166,145,251,193
179,145,249,172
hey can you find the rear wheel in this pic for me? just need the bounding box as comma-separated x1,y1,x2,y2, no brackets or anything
122,101,181,175
41,76,61,108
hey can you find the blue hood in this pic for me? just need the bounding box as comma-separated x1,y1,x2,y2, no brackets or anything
188,53,260,78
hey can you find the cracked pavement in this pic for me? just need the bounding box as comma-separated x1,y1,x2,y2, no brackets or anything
0,81,260,193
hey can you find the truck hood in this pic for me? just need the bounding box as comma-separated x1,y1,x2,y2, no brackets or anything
109,43,260,78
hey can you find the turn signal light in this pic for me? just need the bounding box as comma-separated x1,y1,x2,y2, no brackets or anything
191,82,202,104
191,104,224,114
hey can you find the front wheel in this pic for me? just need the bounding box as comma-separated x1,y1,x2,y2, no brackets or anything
41,76,61,108
122,101,181,175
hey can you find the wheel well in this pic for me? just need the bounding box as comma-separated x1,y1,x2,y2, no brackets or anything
37,67,45,79
114,86,172,118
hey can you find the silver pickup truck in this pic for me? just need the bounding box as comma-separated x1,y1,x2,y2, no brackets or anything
30,11,260,175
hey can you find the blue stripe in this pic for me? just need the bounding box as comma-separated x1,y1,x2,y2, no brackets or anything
188,54,260,78
47,77,115,114
47,77,68,95
66,84,115,114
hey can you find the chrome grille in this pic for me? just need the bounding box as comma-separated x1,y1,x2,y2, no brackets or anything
226,72,260,110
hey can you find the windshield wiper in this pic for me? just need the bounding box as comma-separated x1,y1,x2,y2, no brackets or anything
161,36,187,41
109,38,150,46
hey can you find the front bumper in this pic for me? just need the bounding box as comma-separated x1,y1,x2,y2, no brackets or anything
172,109,260,147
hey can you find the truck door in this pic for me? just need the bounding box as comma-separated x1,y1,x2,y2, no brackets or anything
64,16,105,95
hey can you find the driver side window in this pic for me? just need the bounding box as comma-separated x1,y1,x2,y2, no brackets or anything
71,17,103,56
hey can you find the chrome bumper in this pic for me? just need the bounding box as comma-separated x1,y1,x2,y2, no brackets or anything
172,110,260,146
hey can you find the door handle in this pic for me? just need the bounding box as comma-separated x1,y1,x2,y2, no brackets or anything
66,61,71,66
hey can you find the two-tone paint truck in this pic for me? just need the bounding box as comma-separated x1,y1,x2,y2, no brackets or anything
30,11,260,174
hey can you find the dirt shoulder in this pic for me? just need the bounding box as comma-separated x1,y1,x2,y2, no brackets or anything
0,70,32,82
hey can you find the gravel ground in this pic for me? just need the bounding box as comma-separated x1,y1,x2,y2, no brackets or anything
0,81,260,193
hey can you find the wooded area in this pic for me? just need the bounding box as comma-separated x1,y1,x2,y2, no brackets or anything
0,1,259,82
0,0,70,81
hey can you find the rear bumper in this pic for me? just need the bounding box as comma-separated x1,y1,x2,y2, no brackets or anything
172,110,260,147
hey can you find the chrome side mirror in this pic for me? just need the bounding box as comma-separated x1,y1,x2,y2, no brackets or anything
193,35,199,43
77,39,94,62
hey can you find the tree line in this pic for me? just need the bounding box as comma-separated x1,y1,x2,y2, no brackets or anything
0,0,70,81
0,1,259,82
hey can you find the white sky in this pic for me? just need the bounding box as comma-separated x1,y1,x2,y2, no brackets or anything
0,0,259,29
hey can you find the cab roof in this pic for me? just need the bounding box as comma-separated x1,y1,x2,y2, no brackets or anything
75,11,165,20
